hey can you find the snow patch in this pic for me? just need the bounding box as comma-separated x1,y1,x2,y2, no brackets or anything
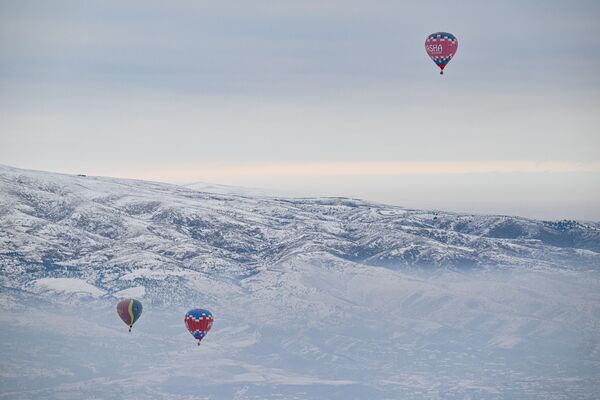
119,268,196,281
112,285,145,298
488,335,523,349
32,278,106,297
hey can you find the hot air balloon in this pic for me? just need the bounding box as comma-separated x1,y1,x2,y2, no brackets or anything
116,299,143,332
184,309,214,346
425,32,458,75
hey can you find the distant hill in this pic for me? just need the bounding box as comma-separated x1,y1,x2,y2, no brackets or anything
1,164,598,302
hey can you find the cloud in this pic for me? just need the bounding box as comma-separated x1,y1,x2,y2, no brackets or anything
1,0,599,219
98,161,600,182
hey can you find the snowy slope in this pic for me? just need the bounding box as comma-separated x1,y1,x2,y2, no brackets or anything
1,165,600,399
1,164,599,302
1,264,599,399
184,181,294,198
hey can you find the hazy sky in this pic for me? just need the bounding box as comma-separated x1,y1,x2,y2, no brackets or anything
1,0,599,219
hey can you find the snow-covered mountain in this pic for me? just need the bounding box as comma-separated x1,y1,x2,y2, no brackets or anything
1,164,599,302
2,165,600,399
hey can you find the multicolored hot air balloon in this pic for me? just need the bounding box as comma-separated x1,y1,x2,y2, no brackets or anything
116,299,143,332
425,32,458,75
184,309,214,346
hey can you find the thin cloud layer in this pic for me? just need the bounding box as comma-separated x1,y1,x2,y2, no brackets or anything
1,0,599,218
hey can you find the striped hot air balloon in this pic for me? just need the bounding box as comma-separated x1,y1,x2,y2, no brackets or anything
116,299,143,332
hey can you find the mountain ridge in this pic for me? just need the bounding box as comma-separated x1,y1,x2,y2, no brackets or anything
1,164,599,303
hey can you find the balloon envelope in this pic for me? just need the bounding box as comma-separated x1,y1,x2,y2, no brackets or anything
184,309,214,342
117,299,143,328
425,32,458,73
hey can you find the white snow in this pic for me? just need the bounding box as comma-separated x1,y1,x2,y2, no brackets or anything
112,285,146,298
1,164,600,399
119,268,197,281
2,267,599,399
488,335,523,349
32,278,106,297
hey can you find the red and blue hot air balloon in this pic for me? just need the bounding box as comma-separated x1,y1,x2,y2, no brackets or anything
184,309,214,346
116,298,143,332
425,32,458,75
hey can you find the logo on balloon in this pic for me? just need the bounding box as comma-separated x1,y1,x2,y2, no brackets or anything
426,44,443,54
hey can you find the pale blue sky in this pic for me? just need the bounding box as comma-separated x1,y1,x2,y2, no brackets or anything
1,1,599,219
